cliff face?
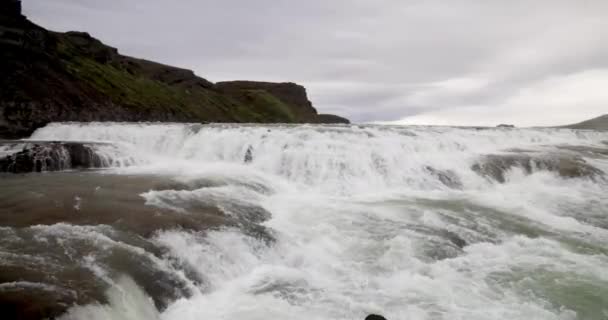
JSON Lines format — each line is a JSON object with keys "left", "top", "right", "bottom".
{"left": 215, "top": 81, "right": 317, "bottom": 121}
{"left": 0, "top": 5, "right": 348, "bottom": 138}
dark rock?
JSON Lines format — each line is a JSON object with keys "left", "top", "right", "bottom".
{"left": 315, "top": 113, "right": 350, "bottom": 124}
{"left": 556, "top": 157, "right": 603, "bottom": 178}
{"left": 0, "top": 141, "right": 106, "bottom": 173}
{"left": 557, "top": 145, "right": 608, "bottom": 158}
{"left": 0, "top": 286, "right": 78, "bottom": 320}
{"left": 497, "top": 124, "right": 515, "bottom": 128}
{"left": 244, "top": 146, "right": 253, "bottom": 163}
{"left": 472, "top": 153, "right": 605, "bottom": 183}
{"left": 424, "top": 166, "right": 462, "bottom": 188}
{"left": 215, "top": 81, "right": 317, "bottom": 116}
{"left": 215, "top": 81, "right": 350, "bottom": 124}
{"left": 0, "top": 172, "right": 277, "bottom": 320}
{"left": 441, "top": 230, "right": 467, "bottom": 249}
{"left": 366, "top": 315, "right": 387, "bottom": 320}
{"left": 0, "top": 0, "right": 22, "bottom": 20}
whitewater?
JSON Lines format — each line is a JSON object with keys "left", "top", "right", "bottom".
{"left": 4, "top": 122, "right": 608, "bottom": 320}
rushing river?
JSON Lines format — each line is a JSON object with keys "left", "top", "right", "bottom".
{"left": 2, "top": 123, "right": 608, "bottom": 320}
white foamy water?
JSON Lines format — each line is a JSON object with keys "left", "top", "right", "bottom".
{"left": 27, "top": 122, "right": 608, "bottom": 320}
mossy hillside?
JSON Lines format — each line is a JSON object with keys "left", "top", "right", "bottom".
{"left": 67, "top": 58, "right": 224, "bottom": 118}
{"left": 233, "top": 89, "right": 296, "bottom": 122}
{"left": 54, "top": 36, "right": 274, "bottom": 122}
{"left": 60, "top": 57, "right": 298, "bottom": 123}
{"left": 59, "top": 58, "right": 299, "bottom": 123}
{"left": 0, "top": 14, "right": 349, "bottom": 138}
{"left": 60, "top": 60, "right": 205, "bottom": 117}
{"left": 34, "top": 31, "right": 345, "bottom": 124}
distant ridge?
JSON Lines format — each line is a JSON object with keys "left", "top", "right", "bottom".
{"left": 560, "top": 114, "right": 608, "bottom": 130}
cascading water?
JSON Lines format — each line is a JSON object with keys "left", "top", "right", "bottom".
{"left": 3, "top": 122, "right": 608, "bottom": 320}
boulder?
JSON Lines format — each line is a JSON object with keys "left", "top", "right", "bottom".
{"left": 424, "top": 166, "right": 463, "bottom": 189}
{"left": 0, "top": 141, "right": 106, "bottom": 173}
{"left": 471, "top": 153, "right": 604, "bottom": 183}
{"left": 244, "top": 146, "right": 254, "bottom": 163}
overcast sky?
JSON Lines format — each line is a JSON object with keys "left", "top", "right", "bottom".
{"left": 25, "top": 0, "right": 607, "bottom": 126}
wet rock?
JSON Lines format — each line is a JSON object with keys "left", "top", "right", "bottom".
{"left": 556, "top": 157, "right": 604, "bottom": 178}
{"left": 0, "top": 224, "right": 191, "bottom": 319}
{"left": 405, "top": 225, "right": 466, "bottom": 261}
{"left": 424, "top": 166, "right": 462, "bottom": 188}
{"left": 557, "top": 145, "right": 608, "bottom": 158}
{"left": 366, "top": 314, "right": 387, "bottom": 320}
{"left": 472, "top": 153, "right": 604, "bottom": 183}
{"left": 244, "top": 146, "right": 253, "bottom": 163}
{"left": 441, "top": 229, "right": 468, "bottom": 249}
{"left": 0, "top": 172, "right": 278, "bottom": 319}
{"left": 0, "top": 285, "right": 78, "bottom": 320}
{"left": 0, "top": 141, "right": 106, "bottom": 173}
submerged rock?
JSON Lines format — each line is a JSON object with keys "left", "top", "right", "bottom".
{"left": 424, "top": 166, "right": 463, "bottom": 189}
{"left": 556, "top": 145, "right": 608, "bottom": 158}
{"left": 0, "top": 172, "right": 277, "bottom": 319}
{"left": 244, "top": 145, "right": 254, "bottom": 163}
{"left": 0, "top": 283, "right": 81, "bottom": 320}
{"left": 472, "top": 153, "right": 604, "bottom": 183}
{"left": 0, "top": 141, "right": 106, "bottom": 173}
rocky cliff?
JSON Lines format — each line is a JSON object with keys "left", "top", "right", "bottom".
{"left": 215, "top": 81, "right": 349, "bottom": 124}
{"left": 0, "top": 3, "right": 348, "bottom": 138}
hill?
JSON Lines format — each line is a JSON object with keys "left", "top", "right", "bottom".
{"left": 561, "top": 114, "right": 608, "bottom": 130}
{"left": 0, "top": 1, "right": 348, "bottom": 138}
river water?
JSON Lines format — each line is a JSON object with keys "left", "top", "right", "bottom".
{"left": 2, "top": 122, "right": 608, "bottom": 320}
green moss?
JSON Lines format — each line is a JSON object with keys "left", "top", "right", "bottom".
{"left": 62, "top": 57, "right": 229, "bottom": 120}
{"left": 233, "top": 90, "right": 296, "bottom": 122}
{"left": 52, "top": 34, "right": 303, "bottom": 123}
{"left": 70, "top": 58, "right": 181, "bottom": 108}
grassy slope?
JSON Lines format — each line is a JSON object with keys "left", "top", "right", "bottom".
{"left": 54, "top": 35, "right": 301, "bottom": 123}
